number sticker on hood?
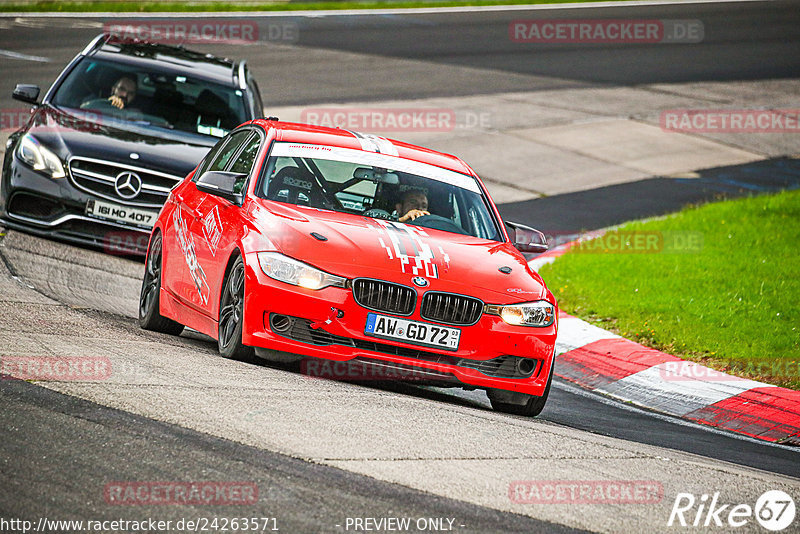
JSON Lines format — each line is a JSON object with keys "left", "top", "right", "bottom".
{"left": 369, "top": 220, "right": 448, "bottom": 279}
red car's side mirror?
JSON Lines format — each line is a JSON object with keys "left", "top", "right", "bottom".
{"left": 506, "top": 221, "right": 549, "bottom": 253}
{"left": 195, "top": 171, "right": 247, "bottom": 206}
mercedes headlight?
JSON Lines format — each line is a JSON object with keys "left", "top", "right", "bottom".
{"left": 257, "top": 252, "right": 347, "bottom": 290}
{"left": 17, "top": 134, "right": 65, "bottom": 179}
{"left": 485, "top": 300, "right": 555, "bottom": 327}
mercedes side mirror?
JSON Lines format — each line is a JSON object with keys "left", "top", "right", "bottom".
{"left": 12, "top": 84, "right": 41, "bottom": 105}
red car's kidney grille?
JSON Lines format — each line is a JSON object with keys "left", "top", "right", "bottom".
{"left": 352, "top": 278, "right": 416, "bottom": 316}
{"left": 420, "top": 292, "right": 483, "bottom": 326}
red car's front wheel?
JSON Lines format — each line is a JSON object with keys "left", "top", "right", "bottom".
{"left": 488, "top": 359, "right": 553, "bottom": 417}
{"left": 218, "top": 255, "right": 255, "bottom": 361}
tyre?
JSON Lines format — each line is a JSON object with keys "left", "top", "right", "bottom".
{"left": 218, "top": 255, "right": 255, "bottom": 361}
{"left": 488, "top": 361, "right": 553, "bottom": 417}
{"left": 139, "top": 232, "right": 184, "bottom": 335}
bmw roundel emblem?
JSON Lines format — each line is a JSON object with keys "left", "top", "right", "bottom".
{"left": 412, "top": 276, "right": 429, "bottom": 288}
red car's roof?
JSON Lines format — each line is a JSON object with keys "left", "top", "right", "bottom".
{"left": 248, "top": 119, "right": 475, "bottom": 176}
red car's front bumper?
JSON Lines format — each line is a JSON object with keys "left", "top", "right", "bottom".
{"left": 240, "top": 252, "right": 557, "bottom": 397}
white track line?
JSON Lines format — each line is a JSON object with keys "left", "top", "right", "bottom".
{"left": 0, "top": 49, "right": 50, "bottom": 62}
{"left": 0, "top": 0, "right": 769, "bottom": 18}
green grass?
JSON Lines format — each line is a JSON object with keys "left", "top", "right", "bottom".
{"left": 0, "top": 0, "right": 629, "bottom": 13}
{"left": 539, "top": 190, "right": 800, "bottom": 390}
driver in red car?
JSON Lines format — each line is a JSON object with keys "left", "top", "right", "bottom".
{"left": 395, "top": 188, "right": 430, "bottom": 222}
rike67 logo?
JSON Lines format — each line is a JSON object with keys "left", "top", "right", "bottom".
{"left": 668, "top": 490, "right": 795, "bottom": 531}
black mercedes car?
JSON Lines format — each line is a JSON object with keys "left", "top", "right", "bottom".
{"left": 1, "top": 34, "right": 264, "bottom": 255}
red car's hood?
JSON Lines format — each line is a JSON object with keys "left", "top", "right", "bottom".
{"left": 249, "top": 201, "right": 547, "bottom": 304}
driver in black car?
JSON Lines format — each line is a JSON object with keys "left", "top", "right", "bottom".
{"left": 81, "top": 75, "right": 138, "bottom": 110}
{"left": 394, "top": 188, "right": 430, "bottom": 222}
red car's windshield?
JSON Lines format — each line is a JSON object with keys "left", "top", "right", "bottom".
{"left": 257, "top": 142, "right": 502, "bottom": 241}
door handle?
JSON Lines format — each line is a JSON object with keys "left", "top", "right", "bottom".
{"left": 173, "top": 194, "right": 201, "bottom": 219}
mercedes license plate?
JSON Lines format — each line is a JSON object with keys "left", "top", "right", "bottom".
{"left": 86, "top": 199, "right": 158, "bottom": 229}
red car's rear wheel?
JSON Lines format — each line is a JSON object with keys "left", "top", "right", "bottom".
{"left": 139, "top": 233, "right": 184, "bottom": 336}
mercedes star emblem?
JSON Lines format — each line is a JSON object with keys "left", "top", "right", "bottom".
{"left": 114, "top": 171, "right": 142, "bottom": 199}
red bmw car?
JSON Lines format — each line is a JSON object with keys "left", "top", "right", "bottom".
{"left": 139, "top": 119, "right": 558, "bottom": 416}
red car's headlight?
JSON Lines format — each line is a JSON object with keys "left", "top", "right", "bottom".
{"left": 257, "top": 252, "right": 347, "bottom": 290}
{"left": 485, "top": 300, "right": 555, "bottom": 327}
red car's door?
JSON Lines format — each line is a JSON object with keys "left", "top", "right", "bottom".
{"left": 182, "top": 129, "right": 264, "bottom": 318}
{"left": 171, "top": 186, "right": 215, "bottom": 314}
{"left": 160, "top": 181, "right": 202, "bottom": 309}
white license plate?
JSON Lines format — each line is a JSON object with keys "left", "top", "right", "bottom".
{"left": 365, "top": 313, "right": 460, "bottom": 351}
{"left": 86, "top": 199, "right": 158, "bottom": 229}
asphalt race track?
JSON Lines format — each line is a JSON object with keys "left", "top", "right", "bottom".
{"left": 2, "top": 1, "right": 800, "bottom": 105}
{"left": 1, "top": 2, "right": 799, "bottom": 533}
